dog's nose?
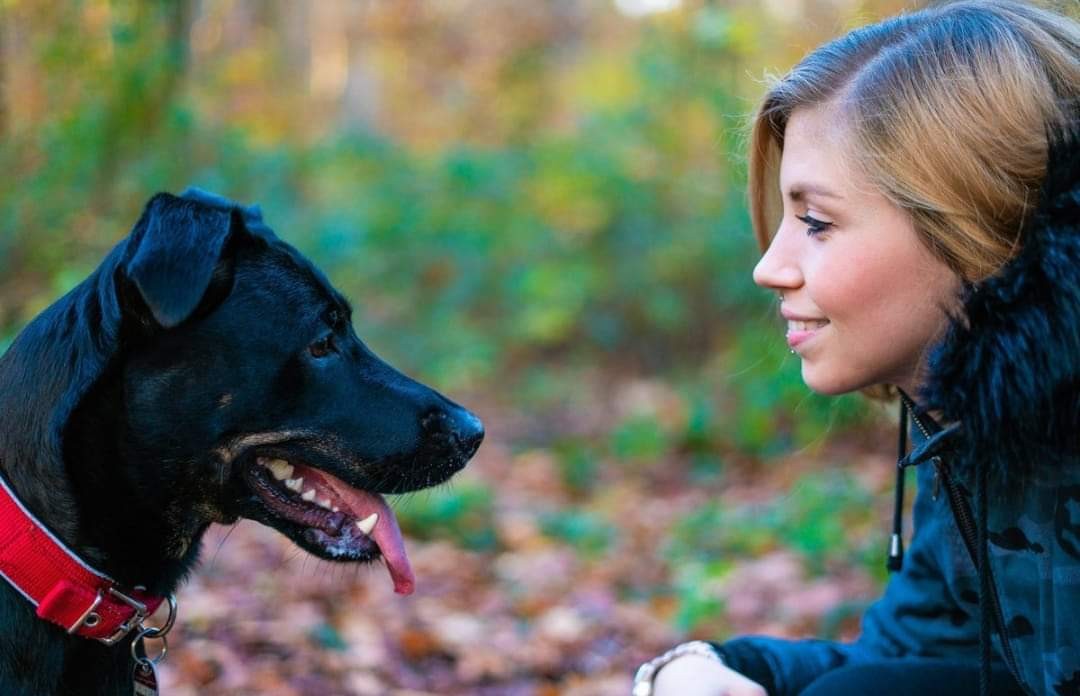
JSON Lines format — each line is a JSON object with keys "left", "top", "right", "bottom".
{"left": 454, "top": 409, "right": 485, "bottom": 459}
{"left": 420, "top": 404, "right": 485, "bottom": 460}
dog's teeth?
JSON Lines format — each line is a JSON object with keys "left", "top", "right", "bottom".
{"left": 285, "top": 477, "right": 303, "bottom": 492}
{"left": 301, "top": 489, "right": 316, "bottom": 502}
{"left": 267, "top": 459, "right": 294, "bottom": 481}
{"left": 356, "top": 513, "right": 378, "bottom": 535}
{"left": 316, "top": 498, "right": 332, "bottom": 510}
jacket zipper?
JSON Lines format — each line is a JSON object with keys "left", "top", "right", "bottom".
{"left": 906, "top": 408, "right": 1030, "bottom": 694}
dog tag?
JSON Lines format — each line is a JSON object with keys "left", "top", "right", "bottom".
{"left": 133, "top": 661, "right": 159, "bottom": 696}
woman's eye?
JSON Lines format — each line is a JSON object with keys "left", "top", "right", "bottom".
{"left": 309, "top": 335, "right": 335, "bottom": 358}
{"left": 795, "top": 213, "right": 834, "bottom": 236}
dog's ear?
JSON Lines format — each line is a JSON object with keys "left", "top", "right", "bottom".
{"left": 123, "top": 192, "right": 242, "bottom": 329}
{"left": 181, "top": 186, "right": 277, "bottom": 241}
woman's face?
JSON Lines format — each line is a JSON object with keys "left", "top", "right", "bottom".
{"left": 752, "top": 105, "right": 961, "bottom": 396}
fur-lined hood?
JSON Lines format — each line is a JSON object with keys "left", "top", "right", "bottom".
{"left": 909, "top": 122, "right": 1080, "bottom": 696}
{"left": 919, "top": 122, "right": 1080, "bottom": 480}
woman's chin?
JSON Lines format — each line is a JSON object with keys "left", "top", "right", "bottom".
{"left": 800, "top": 362, "right": 865, "bottom": 396}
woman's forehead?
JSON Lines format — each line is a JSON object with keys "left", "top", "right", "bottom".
{"left": 780, "top": 106, "right": 873, "bottom": 203}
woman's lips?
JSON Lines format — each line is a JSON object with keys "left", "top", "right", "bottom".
{"left": 786, "top": 320, "right": 830, "bottom": 349}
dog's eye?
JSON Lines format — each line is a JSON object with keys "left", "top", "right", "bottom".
{"left": 309, "top": 335, "right": 335, "bottom": 358}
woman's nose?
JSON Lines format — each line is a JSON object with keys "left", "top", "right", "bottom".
{"left": 752, "top": 228, "right": 802, "bottom": 291}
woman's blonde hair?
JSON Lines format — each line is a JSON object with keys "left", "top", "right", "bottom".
{"left": 749, "top": 0, "right": 1080, "bottom": 282}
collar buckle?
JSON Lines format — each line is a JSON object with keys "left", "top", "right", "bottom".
{"left": 102, "top": 587, "right": 149, "bottom": 646}
{"left": 67, "top": 586, "right": 150, "bottom": 645}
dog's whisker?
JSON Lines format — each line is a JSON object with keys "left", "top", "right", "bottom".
{"left": 207, "top": 524, "right": 240, "bottom": 572}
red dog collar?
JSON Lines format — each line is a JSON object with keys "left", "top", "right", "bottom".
{"left": 0, "top": 473, "right": 165, "bottom": 645}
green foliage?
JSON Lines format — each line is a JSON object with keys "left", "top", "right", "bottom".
{"left": 611, "top": 415, "right": 672, "bottom": 463}
{"left": 0, "top": 0, "right": 775, "bottom": 398}
{"left": 667, "top": 470, "right": 880, "bottom": 573}
{"left": 393, "top": 483, "right": 498, "bottom": 552}
{"left": 553, "top": 439, "right": 601, "bottom": 497}
{"left": 662, "top": 469, "right": 884, "bottom": 631}
{"left": 670, "top": 559, "right": 731, "bottom": 633}
{"left": 538, "top": 509, "right": 618, "bottom": 557}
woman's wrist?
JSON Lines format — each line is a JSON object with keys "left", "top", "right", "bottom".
{"left": 633, "top": 640, "right": 726, "bottom": 696}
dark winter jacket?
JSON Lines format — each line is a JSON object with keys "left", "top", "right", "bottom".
{"left": 713, "top": 125, "right": 1080, "bottom": 696}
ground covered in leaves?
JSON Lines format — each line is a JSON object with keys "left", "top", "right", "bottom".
{"left": 158, "top": 378, "right": 899, "bottom": 695}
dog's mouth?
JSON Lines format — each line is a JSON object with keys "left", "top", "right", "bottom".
{"left": 241, "top": 455, "right": 414, "bottom": 595}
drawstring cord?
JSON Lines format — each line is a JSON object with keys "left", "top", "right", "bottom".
{"left": 892, "top": 392, "right": 994, "bottom": 696}
{"left": 888, "top": 400, "right": 909, "bottom": 572}
{"left": 977, "top": 458, "right": 992, "bottom": 696}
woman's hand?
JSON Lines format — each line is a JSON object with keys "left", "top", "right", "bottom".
{"left": 650, "top": 654, "right": 768, "bottom": 696}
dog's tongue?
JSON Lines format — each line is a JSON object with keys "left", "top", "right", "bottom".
{"left": 316, "top": 473, "right": 415, "bottom": 595}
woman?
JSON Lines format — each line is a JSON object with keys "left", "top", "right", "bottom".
{"left": 632, "top": 1, "right": 1079, "bottom": 695}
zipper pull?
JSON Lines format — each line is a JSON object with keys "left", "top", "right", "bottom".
{"left": 931, "top": 461, "right": 942, "bottom": 501}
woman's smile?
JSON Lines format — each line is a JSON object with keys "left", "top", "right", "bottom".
{"left": 782, "top": 312, "right": 830, "bottom": 349}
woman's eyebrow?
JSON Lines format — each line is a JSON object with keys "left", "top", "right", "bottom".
{"left": 786, "top": 183, "right": 845, "bottom": 201}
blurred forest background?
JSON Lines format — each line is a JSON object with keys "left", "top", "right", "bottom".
{"left": 0, "top": 0, "right": 959, "bottom": 693}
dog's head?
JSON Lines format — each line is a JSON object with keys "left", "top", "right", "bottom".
{"left": 1, "top": 190, "right": 482, "bottom": 595}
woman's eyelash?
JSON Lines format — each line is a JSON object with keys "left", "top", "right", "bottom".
{"left": 795, "top": 213, "right": 834, "bottom": 235}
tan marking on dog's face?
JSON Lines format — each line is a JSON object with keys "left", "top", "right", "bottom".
{"left": 212, "top": 430, "right": 344, "bottom": 500}
{"left": 213, "top": 430, "right": 320, "bottom": 464}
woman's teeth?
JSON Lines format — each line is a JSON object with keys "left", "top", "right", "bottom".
{"left": 788, "top": 319, "right": 829, "bottom": 332}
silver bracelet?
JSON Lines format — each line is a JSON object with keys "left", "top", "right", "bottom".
{"left": 632, "top": 640, "right": 724, "bottom": 696}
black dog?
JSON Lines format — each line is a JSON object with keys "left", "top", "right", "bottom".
{"left": 0, "top": 189, "right": 483, "bottom": 695}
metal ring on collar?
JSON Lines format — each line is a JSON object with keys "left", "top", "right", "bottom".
{"left": 130, "top": 626, "right": 168, "bottom": 666}
{"left": 139, "top": 593, "right": 178, "bottom": 639}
